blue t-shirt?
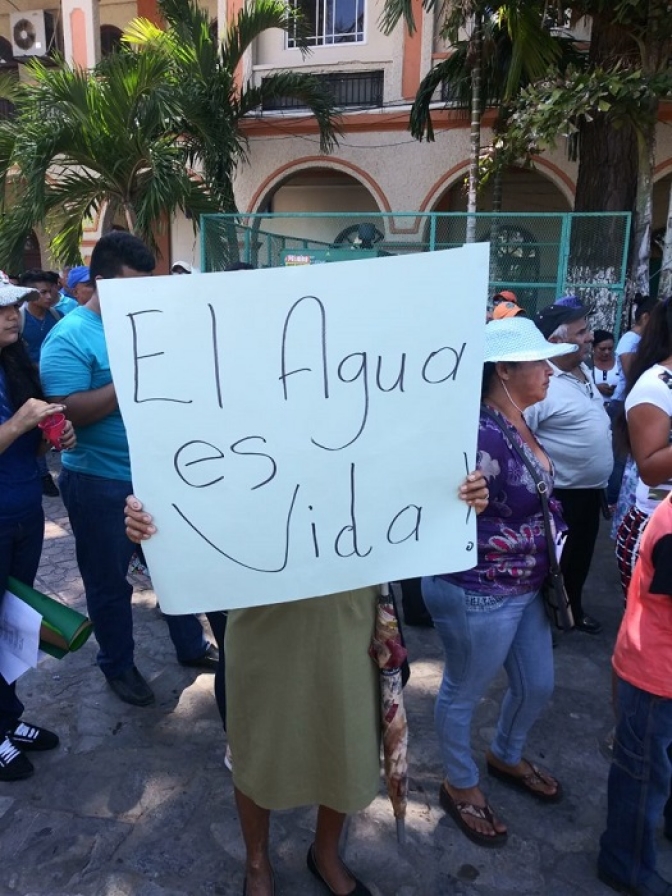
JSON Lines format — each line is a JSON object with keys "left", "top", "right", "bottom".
{"left": 40, "top": 306, "right": 131, "bottom": 480}
{"left": 22, "top": 308, "right": 61, "bottom": 363}
{"left": 0, "top": 367, "right": 42, "bottom": 524}
{"left": 55, "top": 294, "right": 78, "bottom": 316}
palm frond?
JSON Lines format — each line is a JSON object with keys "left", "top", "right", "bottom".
{"left": 224, "top": 0, "right": 306, "bottom": 73}
{"left": 239, "top": 71, "right": 341, "bottom": 152}
{"left": 379, "top": 0, "right": 441, "bottom": 36}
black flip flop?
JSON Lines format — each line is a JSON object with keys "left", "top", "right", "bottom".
{"left": 486, "top": 759, "right": 563, "bottom": 803}
{"left": 438, "top": 783, "right": 508, "bottom": 848}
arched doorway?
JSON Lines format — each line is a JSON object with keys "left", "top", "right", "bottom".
{"left": 100, "top": 24, "right": 123, "bottom": 56}
{"left": 22, "top": 231, "right": 42, "bottom": 272}
{"left": 427, "top": 166, "right": 573, "bottom": 311}
{"left": 0, "top": 37, "right": 17, "bottom": 122}
{"left": 256, "top": 167, "right": 382, "bottom": 246}
{"left": 434, "top": 165, "right": 571, "bottom": 214}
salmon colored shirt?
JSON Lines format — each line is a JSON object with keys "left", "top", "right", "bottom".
{"left": 613, "top": 493, "right": 672, "bottom": 699}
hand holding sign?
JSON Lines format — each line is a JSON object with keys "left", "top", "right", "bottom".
{"left": 102, "top": 246, "right": 488, "bottom": 612}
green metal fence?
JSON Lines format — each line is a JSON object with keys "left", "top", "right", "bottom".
{"left": 200, "top": 211, "right": 632, "bottom": 335}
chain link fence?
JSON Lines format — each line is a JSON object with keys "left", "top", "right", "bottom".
{"left": 201, "top": 212, "right": 631, "bottom": 334}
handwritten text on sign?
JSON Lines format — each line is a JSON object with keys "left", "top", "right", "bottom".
{"left": 101, "top": 245, "right": 487, "bottom": 612}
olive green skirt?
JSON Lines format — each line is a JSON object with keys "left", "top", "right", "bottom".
{"left": 225, "top": 586, "right": 380, "bottom": 813}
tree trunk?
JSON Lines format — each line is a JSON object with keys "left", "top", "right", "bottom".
{"left": 489, "top": 163, "right": 503, "bottom": 282}
{"left": 630, "top": 108, "right": 657, "bottom": 294}
{"left": 574, "top": 16, "right": 638, "bottom": 214}
{"left": 124, "top": 204, "right": 138, "bottom": 234}
{"left": 632, "top": 0, "right": 672, "bottom": 296}
{"left": 570, "top": 13, "right": 640, "bottom": 292}
{"left": 658, "top": 178, "right": 672, "bottom": 297}
{"left": 466, "top": 12, "right": 482, "bottom": 244}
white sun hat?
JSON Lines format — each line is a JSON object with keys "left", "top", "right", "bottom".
{"left": 0, "top": 270, "right": 38, "bottom": 307}
{"left": 484, "top": 317, "right": 577, "bottom": 363}
{"left": 170, "top": 260, "right": 193, "bottom": 274}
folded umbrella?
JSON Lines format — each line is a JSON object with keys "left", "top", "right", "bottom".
{"left": 369, "top": 583, "right": 409, "bottom": 844}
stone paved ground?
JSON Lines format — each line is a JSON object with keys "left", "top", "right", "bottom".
{"left": 0, "top": 455, "right": 665, "bottom": 895}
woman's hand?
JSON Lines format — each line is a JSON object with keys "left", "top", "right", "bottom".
{"left": 459, "top": 471, "right": 489, "bottom": 515}
{"left": 59, "top": 420, "right": 77, "bottom": 451}
{"left": 125, "top": 495, "right": 156, "bottom": 543}
{"left": 13, "top": 399, "right": 66, "bottom": 435}
{"left": 597, "top": 382, "right": 615, "bottom": 397}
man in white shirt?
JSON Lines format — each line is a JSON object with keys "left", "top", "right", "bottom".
{"left": 525, "top": 301, "right": 613, "bottom": 634}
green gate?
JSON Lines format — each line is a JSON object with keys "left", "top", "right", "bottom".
{"left": 200, "top": 211, "right": 631, "bottom": 335}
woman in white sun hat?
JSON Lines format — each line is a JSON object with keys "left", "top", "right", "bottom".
{"left": 422, "top": 316, "right": 577, "bottom": 848}
{"left": 0, "top": 272, "right": 76, "bottom": 781}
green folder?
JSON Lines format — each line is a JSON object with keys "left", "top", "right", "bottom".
{"left": 6, "top": 577, "right": 94, "bottom": 659}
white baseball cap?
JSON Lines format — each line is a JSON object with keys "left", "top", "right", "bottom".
{"left": 170, "top": 260, "right": 193, "bottom": 274}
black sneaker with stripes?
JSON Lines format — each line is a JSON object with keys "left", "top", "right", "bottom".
{"left": 0, "top": 737, "right": 33, "bottom": 781}
{"left": 7, "top": 721, "right": 59, "bottom": 752}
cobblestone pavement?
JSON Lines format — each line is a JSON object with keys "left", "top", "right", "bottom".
{"left": 0, "top": 456, "right": 664, "bottom": 895}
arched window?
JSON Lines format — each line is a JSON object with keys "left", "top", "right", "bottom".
{"left": 0, "top": 37, "right": 15, "bottom": 67}
{"left": 0, "top": 38, "right": 17, "bottom": 121}
{"left": 100, "top": 25, "right": 123, "bottom": 57}
{"left": 23, "top": 231, "right": 42, "bottom": 271}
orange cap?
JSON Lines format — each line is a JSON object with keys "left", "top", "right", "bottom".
{"left": 492, "top": 301, "right": 525, "bottom": 320}
{"left": 493, "top": 289, "right": 519, "bottom": 304}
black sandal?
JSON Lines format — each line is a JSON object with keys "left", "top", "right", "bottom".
{"left": 439, "top": 783, "right": 507, "bottom": 848}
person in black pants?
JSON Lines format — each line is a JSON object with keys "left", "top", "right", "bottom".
{"left": 398, "top": 577, "right": 433, "bottom": 627}
{"left": 552, "top": 488, "right": 603, "bottom": 630}
{"left": 525, "top": 299, "right": 614, "bottom": 635}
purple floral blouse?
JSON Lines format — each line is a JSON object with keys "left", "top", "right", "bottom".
{"left": 443, "top": 407, "right": 565, "bottom": 596}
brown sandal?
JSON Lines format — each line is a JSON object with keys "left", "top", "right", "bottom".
{"left": 486, "top": 758, "right": 562, "bottom": 803}
{"left": 439, "top": 783, "right": 508, "bottom": 848}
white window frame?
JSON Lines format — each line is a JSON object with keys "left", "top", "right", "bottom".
{"left": 287, "top": 0, "right": 366, "bottom": 48}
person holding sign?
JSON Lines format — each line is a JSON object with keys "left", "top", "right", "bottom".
{"left": 0, "top": 273, "right": 76, "bottom": 781}
{"left": 124, "top": 471, "right": 488, "bottom": 896}
{"left": 422, "top": 317, "right": 575, "bottom": 848}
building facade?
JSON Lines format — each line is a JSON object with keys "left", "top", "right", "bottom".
{"left": 2, "top": 0, "right": 672, "bottom": 273}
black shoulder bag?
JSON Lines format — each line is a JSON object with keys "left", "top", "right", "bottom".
{"left": 480, "top": 407, "right": 575, "bottom": 632}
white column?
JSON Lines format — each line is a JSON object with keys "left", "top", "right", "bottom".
{"left": 61, "top": 0, "right": 100, "bottom": 69}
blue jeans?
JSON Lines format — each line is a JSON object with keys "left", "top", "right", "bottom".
{"left": 0, "top": 507, "right": 45, "bottom": 731}
{"left": 599, "top": 679, "right": 672, "bottom": 891}
{"left": 422, "top": 576, "right": 554, "bottom": 788}
{"left": 60, "top": 470, "right": 207, "bottom": 678}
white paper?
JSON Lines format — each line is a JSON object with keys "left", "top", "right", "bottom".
{"left": 101, "top": 245, "right": 488, "bottom": 612}
{"left": 0, "top": 591, "right": 42, "bottom": 684}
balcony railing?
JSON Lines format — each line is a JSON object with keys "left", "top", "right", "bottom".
{"left": 261, "top": 70, "right": 384, "bottom": 111}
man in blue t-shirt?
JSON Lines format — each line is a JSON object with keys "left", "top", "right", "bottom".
{"left": 40, "top": 233, "right": 218, "bottom": 706}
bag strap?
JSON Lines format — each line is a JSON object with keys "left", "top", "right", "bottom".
{"left": 480, "top": 406, "right": 560, "bottom": 574}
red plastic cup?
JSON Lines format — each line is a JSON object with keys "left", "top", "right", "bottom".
{"left": 38, "top": 412, "right": 67, "bottom": 449}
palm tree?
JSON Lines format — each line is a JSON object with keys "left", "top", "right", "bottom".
{"left": 380, "top": 0, "right": 563, "bottom": 241}
{"left": 124, "top": 0, "right": 341, "bottom": 218}
{"left": 0, "top": 49, "right": 217, "bottom": 269}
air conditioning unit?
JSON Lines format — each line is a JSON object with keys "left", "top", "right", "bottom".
{"left": 10, "top": 10, "right": 55, "bottom": 59}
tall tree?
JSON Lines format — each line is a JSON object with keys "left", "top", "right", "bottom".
{"left": 572, "top": 13, "right": 639, "bottom": 214}
{"left": 0, "top": 50, "right": 217, "bottom": 268}
{"left": 380, "top": 0, "right": 563, "bottom": 235}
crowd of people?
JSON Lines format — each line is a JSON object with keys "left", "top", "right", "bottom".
{"left": 1, "top": 239, "right": 671, "bottom": 896}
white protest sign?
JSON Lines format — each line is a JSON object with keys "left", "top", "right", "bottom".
{"left": 101, "top": 244, "right": 488, "bottom": 612}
